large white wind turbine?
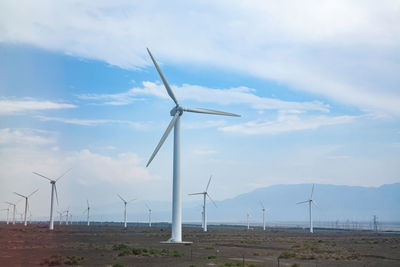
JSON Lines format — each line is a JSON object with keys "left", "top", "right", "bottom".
{"left": 117, "top": 194, "right": 135, "bottom": 228}
{"left": 5, "top": 201, "right": 17, "bottom": 225}
{"left": 145, "top": 204, "right": 152, "bottom": 228}
{"left": 1, "top": 207, "right": 10, "bottom": 225}
{"left": 33, "top": 169, "right": 71, "bottom": 230}
{"left": 297, "top": 184, "right": 319, "bottom": 233}
{"left": 145, "top": 48, "right": 240, "bottom": 243}
{"left": 13, "top": 189, "right": 39, "bottom": 226}
{"left": 189, "top": 175, "right": 217, "bottom": 232}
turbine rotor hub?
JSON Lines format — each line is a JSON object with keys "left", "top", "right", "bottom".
{"left": 170, "top": 106, "right": 183, "bottom": 116}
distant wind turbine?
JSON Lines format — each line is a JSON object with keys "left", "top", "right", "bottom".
{"left": 57, "top": 211, "right": 63, "bottom": 225}
{"left": 145, "top": 48, "right": 240, "bottom": 242}
{"left": 117, "top": 194, "right": 136, "bottom": 228}
{"left": 297, "top": 184, "right": 319, "bottom": 233}
{"left": 84, "top": 199, "right": 91, "bottom": 226}
{"left": 247, "top": 213, "right": 250, "bottom": 230}
{"left": 260, "top": 201, "right": 270, "bottom": 231}
{"left": 13, "top": 189, "right": 39, "bottom": 226}
{"left": 5, "top": 201, "right": 17, "bottom": 225}
{"left": 145, "top": 204, "right": 152, "bottom": 228}
{"left": 64, "top": 208, "right": 70, "bottom": 225}
{"left": 189, "top": 175, "right": 217, "bottom": 232}
{"left": 1, "top": 207, "right": 10, "bottom": 225}
{"left": 33, "top": 168, "right": 71, "bottom": 230}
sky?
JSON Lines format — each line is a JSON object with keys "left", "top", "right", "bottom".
{"left": 0, "top": 0, "right": 399, "bottom": 221}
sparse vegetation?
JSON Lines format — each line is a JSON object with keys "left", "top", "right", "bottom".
{"left": 291, "top": 263, "right": 300, "bottom": 267}
{"left": 279, "top": 250, "right": 296, "bottom": 259}
{"left": 64, "top": 255, "right": 84, "bottom": 265}
{"left": 112, "top": 264, "right": 124, "bottom": 267}
{"left": 40, "top": 255, "right": 64, "bottom": 266}
{"left": 208, "top": 255, "right": 217, "bottom": 259}
{"left": 112, "top": 243, "right": 183, "bottom": 258}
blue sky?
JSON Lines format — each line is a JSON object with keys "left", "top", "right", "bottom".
{"left": 0, "top": 0, "right": 399, "bottom": 220}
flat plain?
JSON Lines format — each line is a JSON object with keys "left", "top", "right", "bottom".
{"left": 0, "top": 223, "right": 399, "bottom": 266}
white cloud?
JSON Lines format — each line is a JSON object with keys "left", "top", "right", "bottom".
{"left": 219, "top": 114, "right": 357, "bottom": 135}
{"left": 78, "top": 81, "right": 329, "bottom": 112}
{"left": 0, "top": 128, "right": 56, "bottom": 145}
{"left": 35, "top": 115, "right": 146, "bottom": 129}
{"left": 0, "top": 98, "right": 76, "bottom": 115}
{"left": 1, "top": 0, "right": 399, "bottom": 115}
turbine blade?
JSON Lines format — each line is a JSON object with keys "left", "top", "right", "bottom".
{"left": 188, "top": 193, "right": 203, "bottom": 196}
{"left": 183, "top": 107, "right": 240, "bottom": 117}
{"left": 311, "top": 184, "right": 314, "bottom": 199}
{"left": 13, "top": 192, "right": 26, "bottom": 198}
{"left": 54, "top": 184, "right": 59, "bottom": 206}
{"left": 312, "top": 200, "right": 320, "bottom": 208}
{"left": 117, "top": 194, "right": 126, "bottom": 203}
{"left": 56, "top": 168, "right": 72, "bottom": 181}
{"left": 296, "top": 200, "right": 309, "bottom": 204}
{"left": 206, "top": 193, "right": 217, "bottom": 207}
{"left": 146, "top": 112, "right": 180, "bottom": 167}
{"left": 5, "top": 201, "right": 14, "bottom": 205}
{"left": 259, "top": 201, "right": 265, "bottom": 209}
{"left": 87, "top": 199, "right": 89, "bottom": 208}
{"left": 146, "top": 48, "right": 179, "bottom": 106}
{"left": 32, "top": 172, "right": 53, "bottom": 182}
{"left": 128, "top": 198, "right": 136, "bottom": 203}
{"left": 145, "top": 203, "right": 150, "bottom": 210}
{"left": 205, "top": 175, "right": 212, "bottom": 192}
{"left": 28, "top": 189, "right": 39, "bottom": 198}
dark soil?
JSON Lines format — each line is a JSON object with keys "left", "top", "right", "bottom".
{"left": 0, "top": 223, "right": 399, "bottom": 266}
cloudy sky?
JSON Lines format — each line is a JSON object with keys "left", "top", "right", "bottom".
{"left": 0, "top": 0, "right": 399, "bottom": 220}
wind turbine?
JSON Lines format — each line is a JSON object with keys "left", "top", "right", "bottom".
{"left": 5, "top": 201, "right": 17, "bottom": 225}
{"left": 57, "top": 211, "right": 63, "bottom": 225}
{"left": 33, "top": 169, "right": 71, "bottom": 230}
{"left": 145, "top": 48, "right": 240, "bottom": 243}
{"left": 13, "top": 189, "right": 39, "bottom": 226}
{"left": 297, "top": 184, "right": 319, "bottom": 233}
{"left": 260, "top": 202, "right": 270, "bottom": 231}
{"left": 1, "top": 207, "right": 10, "bottom": 224}
{"left": 117, "top": 194, "right": 136, "bottom": 228}
{"left": 145, "top": 204, "right": 152, "bottom": 228}
{"left": 247, "top": 213, "right": 250, "bottom": 230}
{"left": 65, "top": 208, "right": 70, "bottom": 225}
{"left": 84, "top": 199, "right": 91, "bottom": 226}
{"left": 189, "top": 175, "right": 217, "bottom": 232}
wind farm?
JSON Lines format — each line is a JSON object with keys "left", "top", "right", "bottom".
{"left": 1, "top": 1, "right": 400, "bottom": 265}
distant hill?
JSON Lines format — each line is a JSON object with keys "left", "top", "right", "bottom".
{"left": 184, "top": 183, "right": 400, "bottom": 223}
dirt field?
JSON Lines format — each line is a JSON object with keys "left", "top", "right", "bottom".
{"left": 0, "top": 223, "right": 399, "bottom": 266}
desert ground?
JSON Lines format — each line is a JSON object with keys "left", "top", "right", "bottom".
{"left": 0, "top": 223, "right": 399, "bottom": 267}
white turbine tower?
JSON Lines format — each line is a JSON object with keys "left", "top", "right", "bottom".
{"left": 260, "top": 202, "right": 270, "bottom": 231}
{"left": 13, "top": 189, "right": 39, "bottom": 226}
{"left": 117, "top": 194, "right": 135, "bottom": 228}
{"left": 5, "top": 201, "right": 17, "bottom": 225}
{"left": 33, "top": 169, "right": 71, "bottom": 230}
{"left": 297, "top": 184, "right": 319, "bottom": 233}
{"left": 247, "top": 213, "right": 250, "bottom": 230}
{"left": 145, "top": 48, "right": 240, "bottom": 243}
{"left": 189, "top": 175, "right": 217, "bottom": 232}
{"left": 145, "top": 204, "right": 152, "bottom": 228}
